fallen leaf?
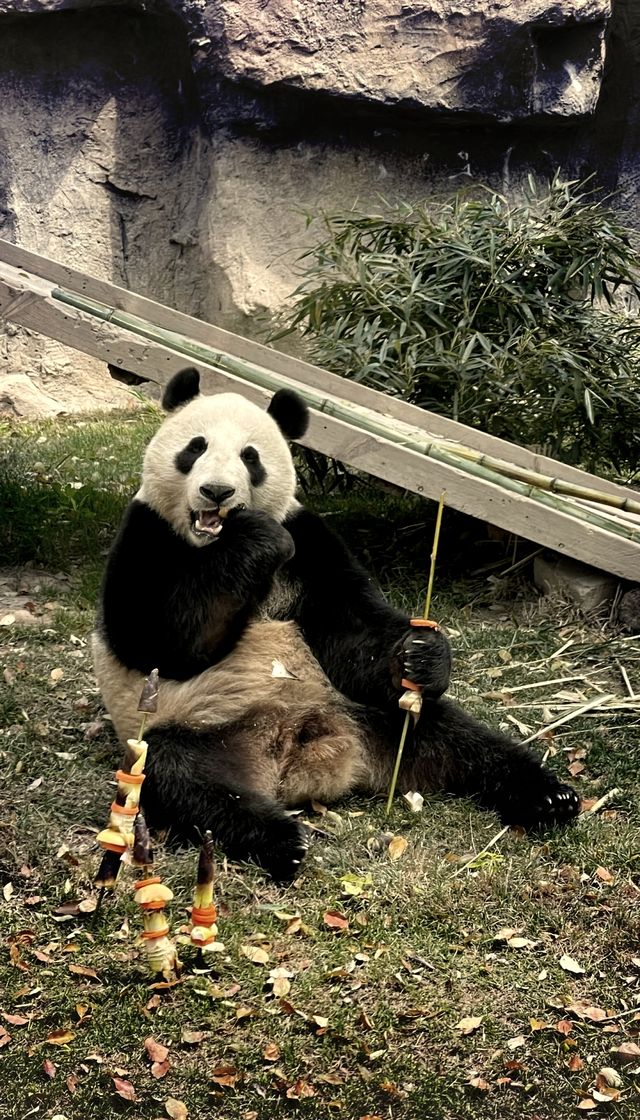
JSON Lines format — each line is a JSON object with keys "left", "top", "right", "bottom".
{"left": 566, "top": 1054, "right": 584, "bottom": 1071}
{"left": 68, "top": 964, "right": 100, "bottom": 980}
{"left": 46, "top": 1029, "right": 75, "bottom": 1046}
{"left": 323, "top": 910, "right": 349, "bottom": 931}
{"left": 593, "top": 1088, "right": 620, "bottom": 1102}
{"left": 494, "top": 927, "right": 519, "bottom": 941}
{"left": 180, "top": 1030, "right": 204, "bottom": 1045}
{"left": 577, "top": 1100, "right": 597, "bottom": 1111}
{"left": 567, "top": 761, "right": 585, "bottom": 778}
{"left": 615, "top": 1041, "right": 640, "bottom": 1061}
{"left": 235, "top": 1006, "right": 256, "bottom": 1021}
{"left": 240, "top": 945, "right": 269, "bottom": 965}
{"left": 456, "top": 1016, "right": 483, "bottom": 1035}
{"left": 566, "top": 1001, "right": 607, "bottom": 1022}
{"left": 0, "top": 1027, "right": 12, "bottom": 1048}
{"left": 42, "top": 1058, "right": 57, "bottom": 1079}
{"left": 506, "top": 1035, "right": 525, "bottom": 1050}
{"left": 597, "top": 1067, "right": 623, "bottom": 1088}
{"left": 112, "top": 1077, "right": 137, "bottom": 1101}
{"left": 165, "top": 1098, "right": 188, "bottom": 1120}
{"left": 529, "top": 1018, "right": 550, "bottom": 1032}
{"left": 3, "top": 882, "right": 14, "bottom": 901}
{"left": 468, "top": 1076, "right": 491, "bottom": 1091}
{"left": 2, "top": 1013, "right": 28, "bottom": 1026}
{"left": 50, "top": 668, "right": 64, "bottom": 682}
{"left": 595, "top": 867, "right": 614, "bottom": 883}
{"left": 387, "top": 836, "right": 408, "bottom": 861}
{"left": 211, "top": 1064, "right": 239, "bottom": 1088}
{"left": 507, "top": 937, "right": 536, "bottom": 949}
{"left": 556, "top": 1020, "right": 574, "bottom": 1035}
{"left": 145, "top": 1037, "right": 170, "bottom": 1064}
{"left": 311, "top": 1015, "right": 330, "bottom": 1029}
{"left": 152, "top": 1061, "right": 171, "bottom": 1079}
{"left": 560, "top": 954, "right": 586, "bottom": 975}
{"left": 263, "top": 1042, "right": 280, "bottom": 1062}
{"left": 286, "top": 1078, "right": 315, "bottom": 1099}
{"left": 339, "top": 873, "right": 372, "bottom": 897}
{"left": 268, "top": 966, "right": 293, "bottom": 997}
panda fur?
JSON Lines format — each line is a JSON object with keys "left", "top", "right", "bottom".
{"left": 93, "top": 368, "right": 580, "bottom": 882}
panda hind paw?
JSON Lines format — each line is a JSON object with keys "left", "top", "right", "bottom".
{"left": 501, "top": 775, "right": 581, "bottom": 832}
{"left": 260, "top": 815, "right": 309, "bottom": 884}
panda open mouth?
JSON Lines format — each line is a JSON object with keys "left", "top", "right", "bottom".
{"left": 190, "top": 508, "right": 225, "bottom": 539}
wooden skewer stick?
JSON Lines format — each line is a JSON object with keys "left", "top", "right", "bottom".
{"left": 385, "top": 492, "right": 446, "bottom": 816}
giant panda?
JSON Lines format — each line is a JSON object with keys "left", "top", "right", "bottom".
{"left": 93, "top": 367, "right": 580, "bottom": 882}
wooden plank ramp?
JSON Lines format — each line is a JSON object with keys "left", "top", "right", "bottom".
{"left": 0, "top": 237, "right": 638, "bottom": 582}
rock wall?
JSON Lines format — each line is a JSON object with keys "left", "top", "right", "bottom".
{"left": 1, "top": 0, "right": 639, "bottom": 414}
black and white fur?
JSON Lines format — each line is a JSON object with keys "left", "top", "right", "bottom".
{"left": 93, "top": 368, "right": 580, "bottom": 882}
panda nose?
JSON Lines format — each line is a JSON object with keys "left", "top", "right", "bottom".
{"left": 199, "top": 483, "right": 236, "bottom": 507}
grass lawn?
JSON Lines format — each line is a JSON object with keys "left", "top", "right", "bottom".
{"left": 1, "top": 410, "right": 639, "bottom": 1120}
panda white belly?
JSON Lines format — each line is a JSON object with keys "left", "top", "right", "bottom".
{"left": 92, "top": 619, "right": 372, "bottom": 805}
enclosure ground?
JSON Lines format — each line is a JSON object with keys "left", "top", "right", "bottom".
{"left": 0, "top": 412, "right": 639, "bottom": 1120}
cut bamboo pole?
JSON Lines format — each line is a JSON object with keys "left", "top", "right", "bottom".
{"left": 385, "top": 491, "right": 446, "bottom": 816}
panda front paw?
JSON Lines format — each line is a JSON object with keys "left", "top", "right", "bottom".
{"left": 395, "top": 626, "right": 452, "bottom": 698}
{"left": 258, "top": 814, "right": 309, "bottom": 884}
{"left": 499, "top": 772, "right": 581, "bottom": 831}
{"left": 227, "top": 508, "right": 295, "bottom": 568}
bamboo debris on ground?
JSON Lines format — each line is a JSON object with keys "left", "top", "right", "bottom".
{"left": 450, "top": 826, "right": 510, "bottom": 878}
{"left": 53, "top": 287, "right": 640, "bottom": 546}
{"left": 519, "top": 693, "right": 617, "bottom": 744}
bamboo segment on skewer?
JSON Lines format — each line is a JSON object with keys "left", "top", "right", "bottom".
{"left": 181, "top": 831, "right": 224, "bottom": 960}
{"left": 94, "top": 670, "right": 159, "bottom": 894}
{"left": 53, "top": 287, "right": 640, "bottom": 543}
{"left": 95, "top": 737, "right": 148, "bottom": 889}
{"left": 132, "top": 811, "right": 180, "bottom": 980}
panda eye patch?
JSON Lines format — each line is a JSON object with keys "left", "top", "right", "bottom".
{"left": 240, "top": 445, "right": 266, "bottom": 487}
{"left": 175, "top": 436, "right": 207, "bottom": 475}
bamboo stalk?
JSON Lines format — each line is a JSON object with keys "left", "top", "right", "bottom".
{"left": 385, "top": 491, "right": 446, "bottom": 816}
{"left": 445, "top": 444, "right": 640, "bottom": 516}
{"left": 52, "top": 288, "right": 640, "bottom": 545}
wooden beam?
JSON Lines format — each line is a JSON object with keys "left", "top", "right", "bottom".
{"left": 0, "top": 236, "right": 636, "bottom": 505}
{"left": 1, "top": 259, "right": 638, "bottom": 581}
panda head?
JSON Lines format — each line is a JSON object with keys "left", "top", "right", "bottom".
{"left": 139, "top": 368, "right": 309, "bottom": 546}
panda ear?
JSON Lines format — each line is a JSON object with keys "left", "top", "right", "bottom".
{"left": 162, "top": 368, "right": 201, "bottom": 412}
{"left": 267, "top": 389, "right": 309, "bottom": 440}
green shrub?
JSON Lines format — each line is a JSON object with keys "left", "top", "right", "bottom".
{"left": 276, "top": 175, "right": 640, "bottom": 475}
